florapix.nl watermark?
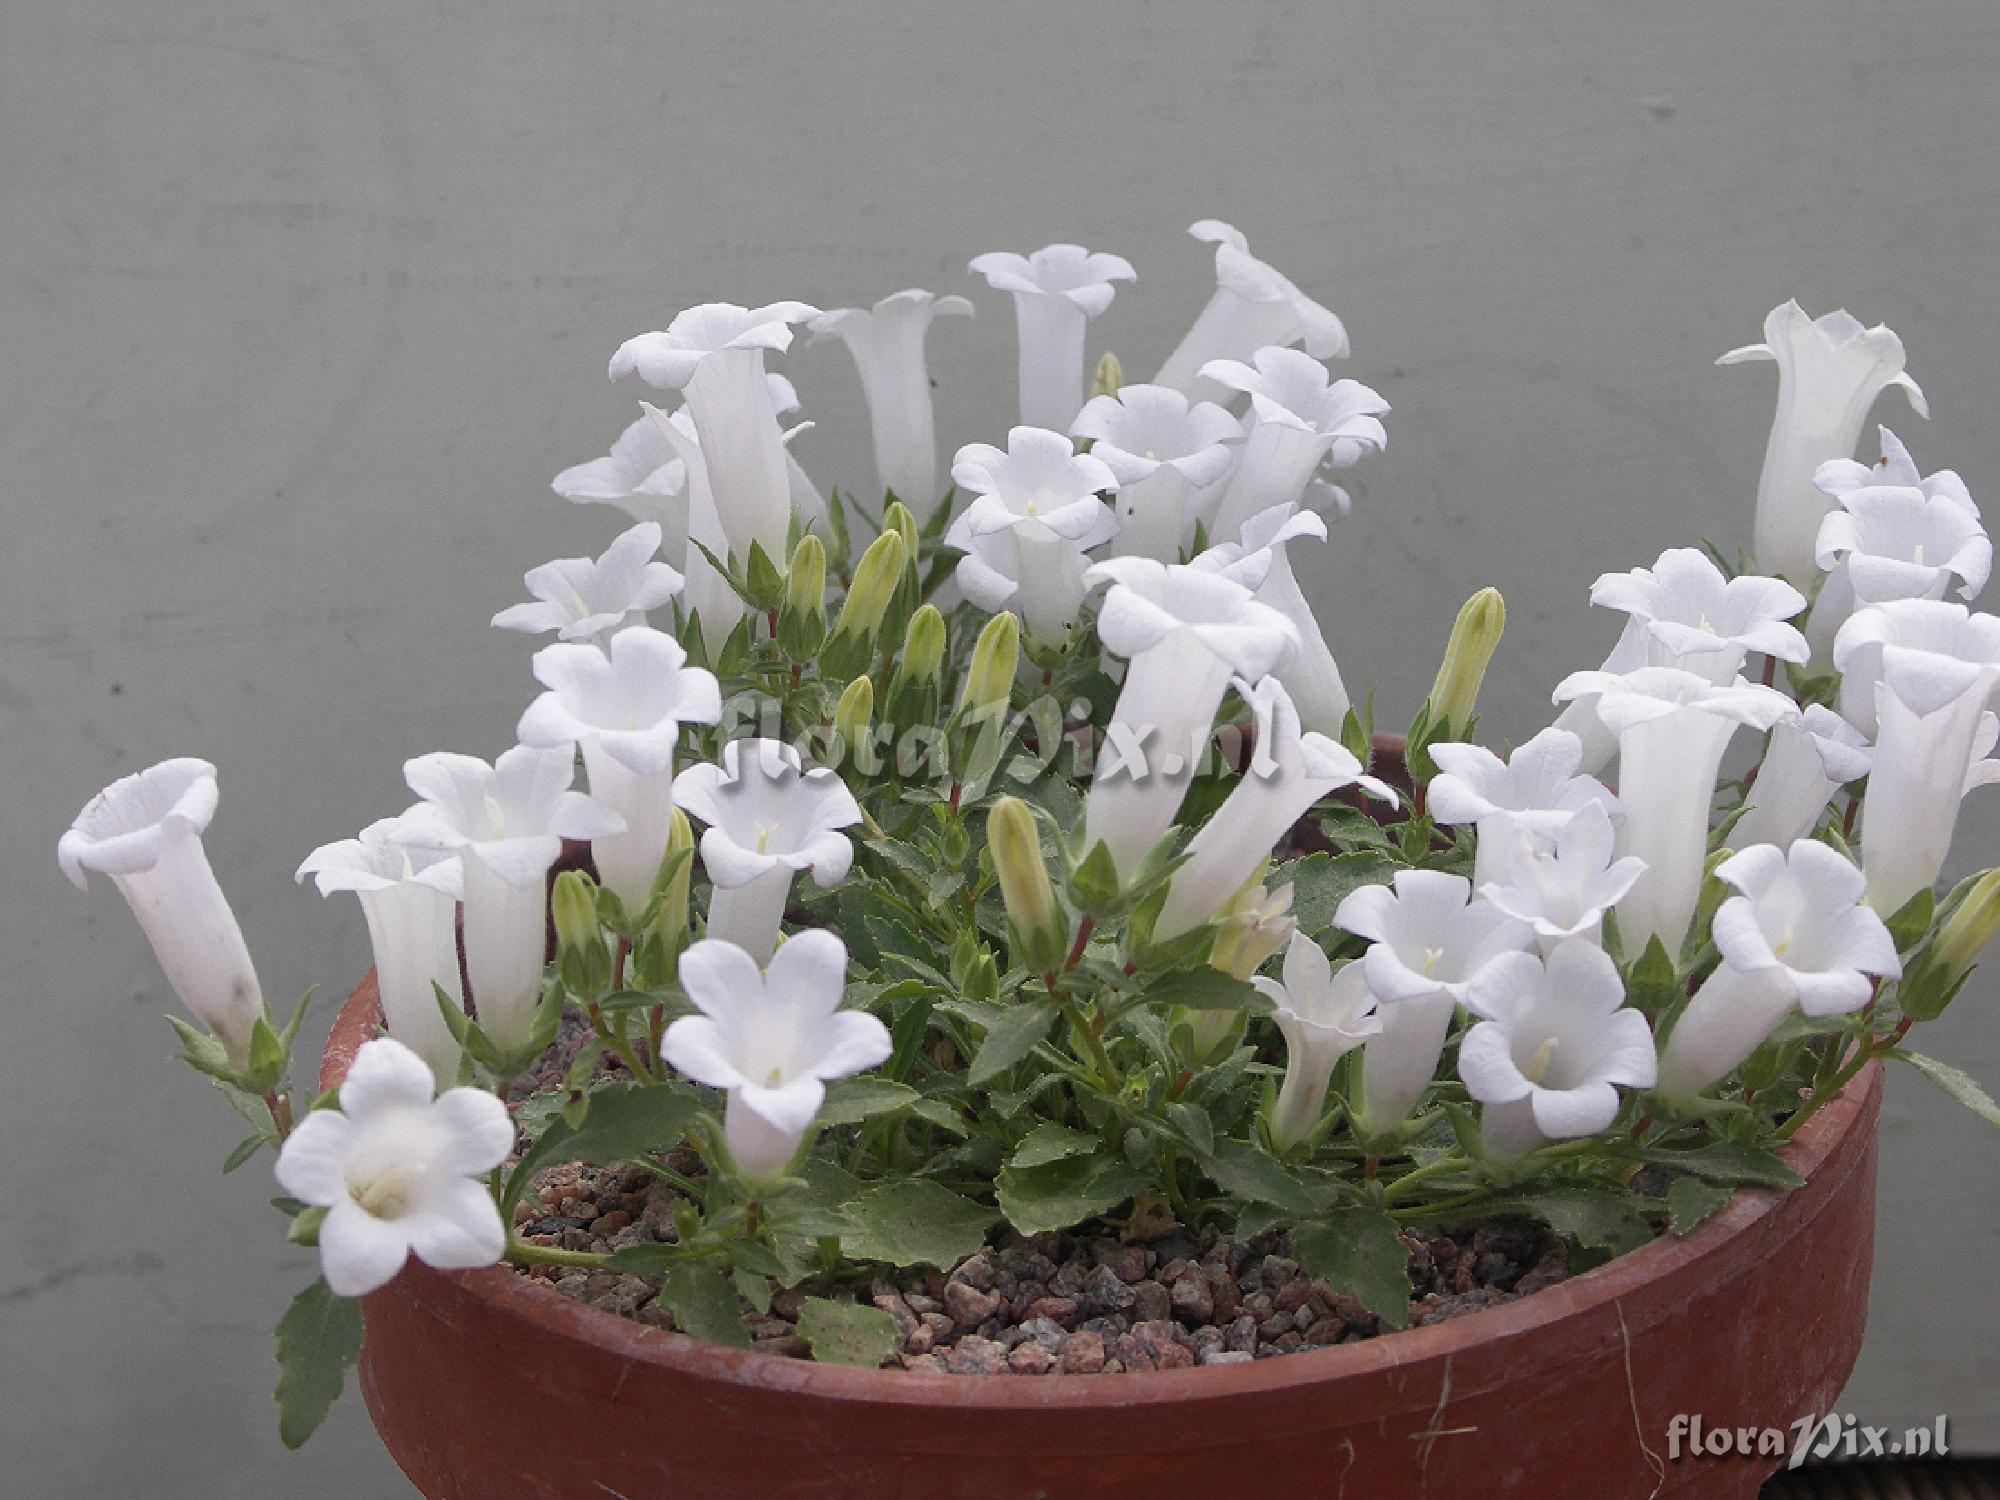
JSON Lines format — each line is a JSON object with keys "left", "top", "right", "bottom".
{"left": 1666, "top": 1412, "right": 1950, "bottom": 1469}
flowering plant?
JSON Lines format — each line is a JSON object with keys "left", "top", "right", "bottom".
{"left": 62, "top": 224, "right": 2000, "bottom": 1442}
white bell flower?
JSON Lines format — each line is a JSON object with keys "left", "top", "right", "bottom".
{"left": 1153, "top": 221, "right": 1349, "bottom": 404}
{"left": 1080, "top": 559, "right": 1298, "bottom": 881}
{"left": 1656, "top": 840, "right": 1899, "bottom": 1103}
{"left": 1717, "top": 299, "right": 1927, "bottom": 584}
{"left": 1252, "top": 934, "right": 1382, "bottom": 1154}
{"left": 969, "top": 243, "right": 1135, "bottom": 432}
{"left": 516, "top": 627, "right": 723, "bottom": 913}
{"left": 1458, "top": 940, "right": 1657, "bottom": 1158}
{"left": 60, "top": 758, "right": 265, "bottom": 1066}
{"left": 274, "top": 1036, "right": 513, "bottom": 1296}
{"left": 1153, "top": 676, "right": 1394, "bottom": 943}
{"left": 672, "top": 740, "right": 863, "bottom": 965}
{"left": 551, "top": 412, "right": 689, "bottom": 561}
{"left": 1071, "top": 383, "right": 1239, "bottom": 563}
{"left": 1477, "top": 802, "right": 1646, "bottom": 947}
{"left": 1727, "top": 705, "right": 1871, "bottom": 852}
{"left": 811, "top": 289, "right": 973, "bottom": 520}
{"left": 490, "top": 521, "right": 684, "bottom": 645}
{"left": 392, "top": 746, "right": 624, "bottom": 1054}
{"left": 297, "top": 821, "right": 467, "bottom": 1085}
{"left": 662, "top": 930, "right": 891, "bottom": 1188}
{"left": 1807, "top": 483, "right": 1991, "bottom": 660}
{"left": 1554, "top": 666, "right": 1796, "bottom": 957}
{"left": 1427, "top": 727, "right": 1622, "bottom": 886}
{"left": 1815, "top": 424, "right": 1977, "bottom": 518}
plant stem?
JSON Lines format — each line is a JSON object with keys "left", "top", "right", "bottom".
{"left": 1380, "top": 1152, "right": 1474, "bottom": 1204}
{"left": 1046, "top": 977, "right": 1118, "bottom": 1094}
{"left": 507, "top": 1237, "right": 615, "bottom": 1271}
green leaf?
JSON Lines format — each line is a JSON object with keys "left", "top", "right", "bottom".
{"left": 221, "top": 1134, "right": 266, "bottom": 1174}
{"left": 1285, "top": 851, "right": 1404, "bottom": 938}
{"left": 1628, "top": 1140, "right": 1803, "bottom": 1189}
{"left": 658, "top": 1262, "right": 751, "bottom": 1348}
{"left": 996, "top": 1153, "right": 1150, "bottom": 1236}
{"left": 1292, "top": 1208, "right": 1412, "bottom": 1330}
{"left": 1199, "top": 1138, "right": 1317, "bottom": 1215}
{"left": 1886, "top": 887, "right": 1936, "bottom": 953}
{"left": 1625, "top": 935, "right": 1681, "bottom": 1014}
{"left": 1140, "top": 968, "right": 1271, "bottom": 1015}
{"left": 1891, "top": 1047, "right": 2000, "bottom": 1127}
{"left": 1315, "top": 804, "right": 1400, "bottom": 853}
{"left": 1664, "top": 1177, "right": 1734, "bottom": 1236}
{"left": 966, "top": 999, "right": 1058, "bottom": 1085}
{"left": 795, "top": 1298, "right": 900, "bottom": 1368}
{"left": 503, "top": 1082, "right": 705, "bottom": 1215}
{"left": 1505, "top": 1187, "right": 1654, "bottom": 1254}
{"left": 817, "top": 1077, "right": 923, "bottom": 1128}
{"left": 273, "top": 1278, "right": 364, "bottom": 1449}
{"left": 1008, "top": 1121, "right": 1101, "bottom": 1170}
{"left": 840, "top": 1180, "right": 998, "bottom": 1268}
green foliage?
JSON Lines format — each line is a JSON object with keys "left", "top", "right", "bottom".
{"left": 795, "top": 1298, "right": 900, "bottom": 1367}
{"left": 838, "top": 1180, "right": 1000, "bottom": 1268}
{"left": 1293, "top": 1209, "right": 1412, "bottom": 1329}
{"left": 273, "top": 1279, "right": 364, "bottom": 1450}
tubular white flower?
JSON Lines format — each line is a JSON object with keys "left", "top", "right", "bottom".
{"left": 552, "top": 412, "right": 689, "bottom": 563}
{"left": 392, "top": 746, "right": 624, "bottom": 1054}
{"left": 1555, "top": 667, "right": 1795, "bottom": 957}
{"left": 60, "top": 758, "right": 265, "bottom": 1066}
{"left": 662, "top": 931, "right": 890, "bottom": 1187}
{"left": 642, "top": 402, "right": 745, "bottom": 658}
{"left": 1072, "top": 383, "right": 1239, "bottom": 563}
{"left": 274, "top": 1037, "right": 513, "bottom": 1296}
{"left": 970, "top": 244, "right": 1135, "bottom": 432}
{"left": 1815, "top": 424, "right": 1977, "bottom": 518}
{"left": 490, "top": 521, "right": 684, "bottom": 645}
{"left": 944, "top": 427, "right": 1119, "bottom": 649}
{"left": 1199, "top": 349, "right": 1389, "bottom": 546}
{"left": 1717, "top": 299, "right": 1927, "bottom": 584}
{"left": 297, "top": 820, "right": 466, "bottom": 1085}
{"left": 672, "top": 740, "right": 863, "bottom": 965}
{"left": 1334, "top": 870, "right": 1534, "bottom": 1134}
{"left": 1428, "top": 727, "right": 1622, "bottom": 887}
{"left": 515, "top": 628, "right": 723, "bottom": 913}
{"left": 1656, "top": 841, "right": 1899, "bottom": 1103}
{"left": 1154, "top": 677, "right": 1394, "bottom": 943}
{"left": 1153, "top": 221, "right": 1350, "bottom": 404}
{"left": 811, "top": 289, "right": 973, "bottom": 519}
{"left": 1080, "top": 559, "right": 1298, "bottom": 881}
{"left": 1192, "top": 503, "right": 1352, "bottom": 736}
{"left": 764, "top": 372, "right": 830, "bottom": 536}
{"left": 609, "top": 301, "right": 821, "bottom": 565}
{"left": 1834, "top": 600, "right": 2000, "bottom": 911}
{"left": 1458, "top": 941, "right": 1656, "bottom": 1158}
{"left": 1252, "top": 934, "right": 1381, "bottom": 1154}
{"left": 1477, "top": 802, "right": 1646, "bottom": 948}
{"left": 1727, "top": 705, "right": 1871, "bottom": 851}
{"left": 1807, "top": 484, "right": 1991, "bottom": 660}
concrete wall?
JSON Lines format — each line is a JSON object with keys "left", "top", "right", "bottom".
{"left": 5, "top": 2, "right": 1998, "bottom": 1492}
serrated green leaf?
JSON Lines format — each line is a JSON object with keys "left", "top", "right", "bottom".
{"left": 1664, "top": 1176, "right": 1735, "bottom": 1236}
{"left": 817, "top": 1077, "right": 923, "bottom": 1128}
{"left": 1166, "top": 1100, "right": 1215, "bottom": 1157}
{"left": 1284, "top": 851, "right": 1404, "bottom": 937}
{"left": 840, "top": 1180, "right": 998, "bottom": 1268}
{"left": 1008, "top": 1121, "right": 1101, "bottom": 1170}
{"left": 795, "top": 1298, "right": 900, "bottom": 1368}
{"left": 1504, "top": 1186, "right": 1655, "bottom": 1253}
{"left": 966, "top": 999, "right": 1058, "bottom": 1085}
{"left": 1200, "top": 1138, "right": 1317, "bottom": 1214}
{"left": 1891, "top": 1047, "right": 2000, "bottom": 1127}
{"left": 1292, "top": 1208, "right": 1412, "bottom": 1329}
{"left": 273, "top": 1278, "right": 364, "bottom": 1449}
{"left": 1628, "top": 1140, "right": 1803, "bottom": 1189}
{"left": 1140, "top": 968, "right": 1271, "bottom": 1014}
{"left": 503, "top": 1082, "right": 705, "bottom": 1215}
{"left": 996, "top": 1153, "right": 1150, "bottom": 1236}
{"left": 659, "top": 1262, "right": 751, "bottom": 1348}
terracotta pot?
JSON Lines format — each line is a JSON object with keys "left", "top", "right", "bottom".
{"left": 323, "top": 980, "right": 1880, "bottom": 1500}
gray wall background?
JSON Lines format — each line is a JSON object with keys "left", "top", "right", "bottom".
{"left": 6, "top": 2, "right": 1999, "bottom": 1493}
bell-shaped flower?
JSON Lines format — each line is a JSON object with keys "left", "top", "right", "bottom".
{"left": 811, "top": 289, "right": 973, "bottom": 519}
{"left": 1427, "top": 727, "right": 1621, "bottom": 886}
{"left": 1154, "top": 677, "right": 1394, "bottom": 943}
{"left": 490, "top": 521, "right": 684, "bottom": 645}
{"left": 1477, "top": 802, "right": 1646, "bottom": 948}
{"left": 672, "top": 739, "right": 863, "bottom": 965}
{"left": 762, "top": 371, "right": 832, "bottom": 536}
{"left": 662, "top": 930, "right": 890, "bottom": 1188}
{"left": 392, "top": 746, "right": 624, "bottom": 1055}
{"left": 515, "top": 627, "right": 722, "bottom": 913}
{"left": 1656, "top": 840, "right": 1899, "bottom": 1103}
{"left": 1199, "top": 348, "right": 1389, "bottom": 546}
{"left": 944, "top": 427, "right": 1119, "bottom": 649}
{"left": 1072, "top": 383, "right": 1239, "bottom": 563}
{"left": 1458, "top": 940, "right": 1656, "bottom": 1158}
{"left": 1815, "top": 424, "right": 1977, "bottom": 518}
{"left": 1080, "top": 559, "right": 1298, "bottom": 881}
{"left": 273, "top": 1036, "right": 512, "bottom": 1296}
{"left": 1806, "top": 484, "right": 1991, "bottom": 660}
{"left": 1834, "top": 600, "right": 2000, "bottom": 911}
{"left": 1253, "top": 933, "right": 1381, "bottom": 1153}
{"left": 1728, "top": 705, "right": 1871, "bottom": 852}
{"left": 1191, "top": 503, "right": 1351, "bottom": 735}
{"left": 609, "top": 301, "right": 820, "bottom": 565}
{"left": 60, "top": 758, "right": 265, "bottom": 1066}
{"left": 1555, "top": 666, "right": 1795, "bottom": 957}
{"left": 297, "top": 821, "right": 466, "bottom": 1085}
{"left": 1555, "top": 549, "right": 1808, "bottom": 772}
{"left": 1718, "top": 300, "right": 1927, "bottom": 584}
{"left": 552, "top": 412, "right": 689, "bottom": 562}
{"left": 1334, "top": 870, "right": 1534, "bottom": 1134}
{"left": 969, "top": 243, "right": 1135, "bottom": 432}
{"left": 1153, "top": 221, "right": 1349, "bottom": 404}
{"left": 642, "top": 401, "right": 744, "bottom": 657}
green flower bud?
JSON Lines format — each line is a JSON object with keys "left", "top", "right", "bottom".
{"left": 1091, "top": 351, "right": 1124, "bottom": 400}
{"left": 833, "top": 675, "right": 875, "bottom": 766}
{"left": 1426, "top": 587, "right": 1506, "bottom": 739}
{"left": 832, "top": 529, "right": 907, "bottom": 644}
{"left": 551, "top": 870, "right": 600, "bottom": 955}
{"left": 989, "top": 797, "right": 1069, "bottom": 973}
{"left": 778, "top": 534, "right": 829, "bottom": 659}
{"left": 959, "top": 612, "right": 1022, "bottom": 721}
{"left": 1904, "top": 868, "right": 2000, "bottom": 1021}
{"left": 898, "top": 604, "right": 948, "bottom": 688}
{"left": 883, "top": 499, "right": 920, "bottom": 564}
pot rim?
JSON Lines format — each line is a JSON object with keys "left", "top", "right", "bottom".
{"left": 325, "top": 970, "right": 1880, "bottom": 1413}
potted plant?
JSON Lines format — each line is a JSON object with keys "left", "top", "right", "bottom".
{"left": 60, "top": 221, "right": 2000, "bottom": 1499}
